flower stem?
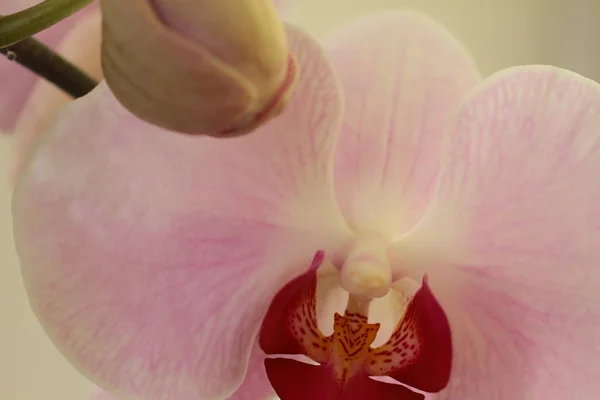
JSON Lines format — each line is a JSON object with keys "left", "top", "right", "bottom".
{"left": 0, "top": 0, "right": 93, "bottom": 48}
{"left": 0, "top": 37, "right": 98, "bottom": 98}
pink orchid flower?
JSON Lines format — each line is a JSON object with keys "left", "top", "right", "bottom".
{"left": 11, "top": 10, "right": 600, "bottom": 400}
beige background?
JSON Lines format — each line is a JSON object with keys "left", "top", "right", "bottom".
{"left": 1, "top": 0, "right": 598, "bottom": 399}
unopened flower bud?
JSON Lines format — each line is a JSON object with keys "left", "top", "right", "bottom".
{"left": 101, "top": 0, "right": 296, "bottom": 136}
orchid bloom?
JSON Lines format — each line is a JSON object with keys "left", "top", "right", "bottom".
{"left": 11, "top": 9, "right": 600, "bottom": 400}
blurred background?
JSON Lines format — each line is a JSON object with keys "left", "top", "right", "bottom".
{"left": 0, "top": 0, "right": 598, "bottom": 398}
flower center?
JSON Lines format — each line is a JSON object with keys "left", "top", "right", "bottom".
{"left": 259, "top": 250, "right": 453, "bottom": 400}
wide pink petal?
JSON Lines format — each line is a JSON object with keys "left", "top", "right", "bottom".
{"left": 91, "top": 341, "right": 274, "bottom": 400}
{"left": 394, "top": 66, "right": 600, "bottom": 399}
{"left": 91, "top": 387, "right": 118, "bottom": 400}
{"left": 13, "top": 24, "right": 351, "bottom": 400}
{"left": 12, "top": 10, "right": 102, "bottom": 182}
{"left": 0, "top": 1, "right": 99, "bottom": 131}
{"left": 228, "top": 342, "right": 276, "bottom": 400}
{"left": 324, "top": 11, "right": 480, "bottom": 238}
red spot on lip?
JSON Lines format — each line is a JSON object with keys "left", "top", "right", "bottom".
{"left": 259, "top": 253, "right": 453, "bottom": 400}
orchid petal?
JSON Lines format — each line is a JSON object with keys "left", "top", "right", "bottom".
{"left": 90, "top": 342, "right": 274, "bottom": 400}
{"left": 323, "top": 11, "right": 480, "bottom": 237}
{"left": 91, "top": 387, "right": 118, "bottom": 400}
{"left": 394, "top": 66, "right": 600, "bottom": 399}
{"left": 12, "top": 10, "right": 102, "bottom": 181}
{"left": 228, "top": 342, "right": 277, "bottom": 400}
{"left": 13, "top": 24, "right": 350, "bottom": 400}
{"left": 0, "top": 1, "right": 98, "bottom": 131}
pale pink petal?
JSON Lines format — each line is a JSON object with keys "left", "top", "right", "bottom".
{"left": 12, "top": 10, "right": 102, "bottom": 181}
{"left": 273, "top": 0, "right": 287, "bottom": 15}
{"left": 324, "top": 11, "right": 480, "bottom": 238}
{"left": 90, "top": 342, "right": 275, "bottom": 400}
{"left": 91, "top": 387, "right": 118, "bottom": 400}
{"left": 13, "top": 24, "right": 351, "bottom": 400}
{"left": 0, "top": 1, "right": 98, "bottom": 131}
{"left": 394, "top": 66, "right": 600, "bottom": 398}
{"left": 228, "top": 342, "right": 276, "bottom": 400}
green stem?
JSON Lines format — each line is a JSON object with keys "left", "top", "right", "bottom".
{"left": 0, "top": 0, "right": 93, "bottom": 48}
{"left": 0, "top": 37, "right": 98, "bottom": 98}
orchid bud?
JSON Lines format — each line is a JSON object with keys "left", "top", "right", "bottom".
{"left": 100, "top": 0, "right": 296, "bottom": 136}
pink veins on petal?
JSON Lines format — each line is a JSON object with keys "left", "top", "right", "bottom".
{"left": 259, "top": 252, "right": 452, "bottom": 400}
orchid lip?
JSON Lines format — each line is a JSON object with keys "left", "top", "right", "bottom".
{"left": 259, "top": 250, "right": 452, "bottom": 399}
